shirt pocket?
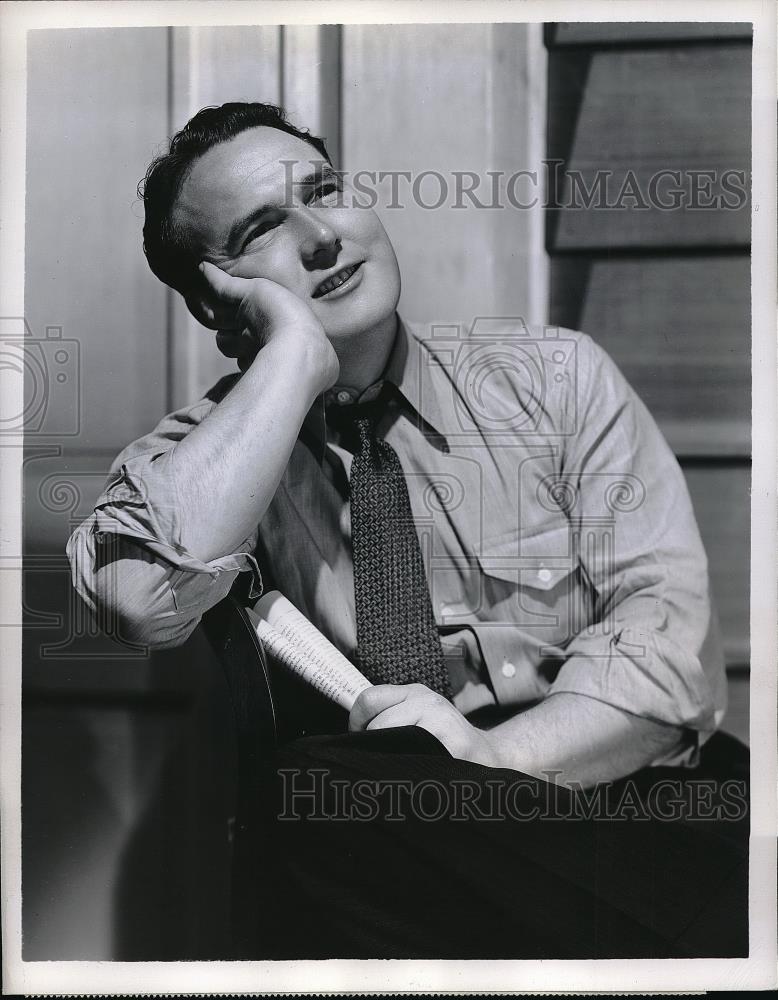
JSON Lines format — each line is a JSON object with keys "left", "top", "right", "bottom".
{"left": 476, "top": 522, "right": 589, "bottom": 644}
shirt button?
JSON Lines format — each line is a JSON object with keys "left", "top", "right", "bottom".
{"left": 337, "top": 390, "right": 352, "bottom": 404}
{"left": 537, "top": 568, "right": 552, "bottom": 583}
{"left": 501, "top": 660, "right": 516, "bottom": 679}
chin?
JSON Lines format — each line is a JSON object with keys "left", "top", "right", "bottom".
{"left": 324, "top": 309, "right": 395, "bottom": 343}
{"left": 319, "top": 281, "right": 400, "bottom": 343}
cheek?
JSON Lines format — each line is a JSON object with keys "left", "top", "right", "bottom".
{"left": 227, "top": 240, "right": 303, "bottom": 289}
{"left": 352, "top": 214, "right": 400, "bottom": 285}
{"left": 338, "top": 205, "right": 390, "bottom": 251}
{"left": 372, "top": 240, "right": 401, "bottom": 300}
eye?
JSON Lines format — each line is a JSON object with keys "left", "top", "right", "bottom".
{"left": 242, "top": 212, "right": 283, "bottom": 250}
{"left": 309, "top": 177, "right": 343, "bottom": 206}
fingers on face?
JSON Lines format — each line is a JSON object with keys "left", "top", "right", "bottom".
{"left": 186, "top": 292, "right": 241, "bottom": 332}
{"left": 198, "top": 261, "right": 242, "bottom": 302}
{"left": 190, "top": 262, "right": 248, "bottom": 329}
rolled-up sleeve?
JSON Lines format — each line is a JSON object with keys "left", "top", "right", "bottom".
{"left": 67, "top": 386, "right": 262, "bottom": 649}
{"left": 544, "top": 332, "right": 727, "bottom": 743}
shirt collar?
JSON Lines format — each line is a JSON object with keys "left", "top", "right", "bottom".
{"left": 300, "top": 317, "right": 449, "bottom": 464}
{"left": 388, "top": 319, "right": 439, "bottom": 418}
{"left": 386, "top": 318, "right": 449, "bottom": 447}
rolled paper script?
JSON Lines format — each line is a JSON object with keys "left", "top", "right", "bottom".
{"left": 250, "top": 590, "right": 372, "bottom": 711}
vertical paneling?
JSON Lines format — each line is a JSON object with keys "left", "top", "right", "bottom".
{"left": 25, "top": 28, "right": 169, "bottom": 450}
{"left": 342, "top": 23, "right": 548, "bottom": 329}
{"left": 281, "top": 25, "right": 341, "bottom": 164}
{"left": 168, "top": 26, "right": 282, "bottom": 410}
{"left": 23, "top": 23, "right": 556, "bottom": 960}
{"left": 684, "top": 465, "right": 751, "bottom": 667}
{"left": 720, "top": 669, "right": 749, "bottom": 746}
{"left": 545, "top": 26, "right": 752, "bottom": 714}
{"left": 23, "top": 26, "right": 175, "bottom": 960}
{"left": 180, "top": 25, "right": 281, "bottom": 110}
{"left": 22, "top": 23, "right": 322, "bottom": 961}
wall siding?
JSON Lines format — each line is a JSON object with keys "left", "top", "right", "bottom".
{"left": 545, "top": 25, "right": 751, "bottom": 746}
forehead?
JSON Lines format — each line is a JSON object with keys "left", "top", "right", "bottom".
{"left": 173, "top": 126, "right": 323, "bottom": 243}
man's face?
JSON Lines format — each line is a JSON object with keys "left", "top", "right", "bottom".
{"left": 173, "top": 126, "right": 401, "bottom": 342}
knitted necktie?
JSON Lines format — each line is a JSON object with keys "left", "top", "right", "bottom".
{"left": 329, "top": 393, "right": 452, "bottom": 698}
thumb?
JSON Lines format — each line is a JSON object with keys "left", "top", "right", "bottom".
{"left": 198, "top": 261, "right": 247, "bottom": 305}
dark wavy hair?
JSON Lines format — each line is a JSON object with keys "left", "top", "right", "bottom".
{"left": 138, "top": 102, "right": 331, "bottom": 295}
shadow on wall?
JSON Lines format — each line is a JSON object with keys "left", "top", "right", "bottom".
{"left": 23, "top": 625, "right": 237, "bottom": 960}
{"left": 111, "top": 634, "right": 238, "bottom": 960}
{"left": 23, "top": 707, "right": 121, "bottom": 959}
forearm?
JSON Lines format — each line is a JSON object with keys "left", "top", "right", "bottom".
{"left": 486, "top": 693, "right": 686, "bottom": 787}
{"left": 166, "top": 337, "right": 323, "bottom": 563}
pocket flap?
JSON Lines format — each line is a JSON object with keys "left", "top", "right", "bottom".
{"left": 477, "top": 523, "right": 575, "bottom": 590}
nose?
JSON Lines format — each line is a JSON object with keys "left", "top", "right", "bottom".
{"left": 298, "top": 208, "right": 341, "bottom": 271}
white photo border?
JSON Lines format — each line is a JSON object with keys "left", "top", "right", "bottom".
{"left": 1, "top": 0, "right": 775, "bottom": 993}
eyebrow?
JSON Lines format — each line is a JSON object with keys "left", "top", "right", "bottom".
{"left": 225, "top": 162, "right": 338, "bottom": 250}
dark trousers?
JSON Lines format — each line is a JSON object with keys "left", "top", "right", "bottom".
{"left": 234, "top": 727, "right": 749, "bottom": 960}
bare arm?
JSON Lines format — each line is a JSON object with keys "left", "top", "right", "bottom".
{"left": 485, "top": 693, "right": 683, "bottom": 785}
{"left": 67, "top": 263, "right": 338, "bottom": 646}
{"left": 165, "top": 262, "right": 339, "bottom": 563}
{"left": 349, "top": 685, "right": 684, "bottom": 788}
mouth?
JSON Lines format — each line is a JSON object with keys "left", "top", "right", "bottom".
{"left": 312, "top": 261, "right": 364, "bottom": 299}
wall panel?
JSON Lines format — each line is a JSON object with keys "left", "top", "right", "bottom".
{"left": 22, "top": 26, "right": 257, "bottom": 961}
{"left": 281, "top": 25, "right": 341, "bottom": 162}
{"left": 547, "top": 43, "right": 751, "bottom": 249}
{"left": 550, "top": 254, "right": 750, "bottom": 455}
{"left": 25, "top": 28, "right": 169, "bottom": 450}
{"left": 168, "top": 26, "right": 282, "bottom": 410}
{"left": 720, "top": 669, "right": 749, "bottom": 745}
{"left": 684, "top": 464, "right": 751, "bottom": 668}
{"left": 22, "top": 21, "right": 342, "bottom": 960}
{"left": 547, "top": 22, "right": 752, "bottom": 46}
{"left": 545, "top": 25, "right": 751, "bottom": 712}
{"left": 343, "top": 23, "right": 548, "bottom": 329}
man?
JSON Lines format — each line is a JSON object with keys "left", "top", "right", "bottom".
{"left": 67, "top": 102, "right": 746, "bottom": 958}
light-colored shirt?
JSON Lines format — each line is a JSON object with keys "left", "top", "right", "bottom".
{"left": 67, "top": 319, "right": 727, "bottom": 759}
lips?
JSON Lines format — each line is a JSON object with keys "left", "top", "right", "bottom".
{"left": 312, "top": 262, "right": 363, "bottom": 299}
